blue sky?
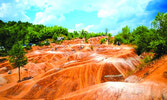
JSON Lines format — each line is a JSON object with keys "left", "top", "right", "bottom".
{"left": 0, "top": 0, "right": 167, "bottom": 35}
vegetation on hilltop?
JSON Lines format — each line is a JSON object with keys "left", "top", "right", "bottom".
{"left": 0, "top": 12, "right": 166, "bottom": 59}
{"left": 0, "top": 21, "right": 107, "bottom": 56}
{"left": 114, "top": 12, "right": 167, "bottom": 58}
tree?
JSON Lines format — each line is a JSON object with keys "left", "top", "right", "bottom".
{"left": 114, "top": 25, "right": 132, "bottom": 44}
{"left": 152, "top": 12, "right": 167, "bottom": 38}
{"left": 105, "top": 28, "right": 108, "bottom": 35}
{"left": 9, "top": 41, "right": 28, "bottom": 82}
{"left": 52, "top": 33, "right": 58, "bottom": 41}
{"left": 73, "top": 31, "right": 79, "bottom": 38}
{"left": 107, "top": 33, "right": 113, "bottom": 44}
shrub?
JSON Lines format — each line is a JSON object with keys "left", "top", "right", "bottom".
{"left": 52, "top": 33, "right": 58, "bottom": 40}
{"left": 143, "top": 55, "right": 152, "bottom": 63}
{"left": 38, "top": 42, "right": 44, "bottom": 46}
{"left": 91, "top": 45, "right": 94, "bottom": 50}
{"left": 150, "top": 39, "right": 167, "bottom": 58}
{"left": 100, "top": 38, "right": 106, "bottom": 44}
{"left": 45, "top": 39, "right": 50, "bottom": 46}
{"left": 25, "top": 45, "right": 32, "bottom": 50}
{"left": 85, "top": 39, "right": 88, "bottom": 43}
{"left": 114, "top": 35, "right": 126, "bottom": 44}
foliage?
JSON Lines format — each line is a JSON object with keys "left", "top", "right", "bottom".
{"left": 9, "top": 41, "right": 27, "bottom": 68}
{"left": 149, "top": 38, "right": 167, "bottom": 58}
{"left": 43, "top": 39, "right": 50, "bottom": 46}
{"left": 91, "top": 45, "right": 94, "bottom": 50}
{"left": 105, "top": 28, "right": 108, "bottom": 35}
{"left": 133, "top": 26, "right": 152, "bottom": 55}
{"left": 85, "top": 38, "right": 88, "bottom": 43}
{"left": 1, "top": 12, "right": 167, "bottom": 59}
{"left": 8, "top": 41, "right": 27, "bottom": 82}
{"left": 25, "top": 45, "right": 32, "bottom": 50}
{"left": 107, "top": 33, "right": 113, "bottom": 44}
{"left": 143, "top": 55, "right": 152, "bottom": 63}
{"left": 52, "top": 33, "right": 58, "bottom": 41}
{"left": 67, "top": 32, "right": 73, "bottom": 40}
{"left": 0, "top": 20, "right": 107, "bottom": 56}
{"left": 100, "top": 38, "right": 106, "bottom": 44}
{"left": 114, "top": 12, "right": 167, "bottom": 58}
{"left": 114, "top": 25, "right": 132, "bottom": 44}
{"left": 0, "top": 20, "right": 68, "bottom": 53}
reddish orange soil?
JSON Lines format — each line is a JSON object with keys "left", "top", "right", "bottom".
{"left": 0, "top": 37, "right": 166, "bottom": 100}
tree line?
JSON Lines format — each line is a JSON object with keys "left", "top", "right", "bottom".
{"left": 114, "top": 12, "right": 167, "bottom": 58}
{"left": 1, "top": 12, "right": 167, "bottom": 59}
{"left": 0, "top": 20, "right": 107, "bottom": 56}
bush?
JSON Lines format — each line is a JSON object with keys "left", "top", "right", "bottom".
{"left": 38, "top": 42, "right": 44, "bottom": 46}
{"left": 53, "top": 39, "right": 63, "bottom": 45}
{"left": 52, "top": 33, "right": 58, "bottom": 40}
{"left": 150, "top": 39, "right": 167, "bottom": 58}
{"left": 91, "top": 45, "right": 94, "bottom": 50}
{"left": 109, "top": 39, "right": 113, "bottom": 44}
{"left": 100, "top": 38, "right": 106, "bottom": 44}
{"left": 143, "top": 55, "right": 152, "bottom": 63}
{"left": 25, "top": 45, "right": 32, "bottom": 50}
{"left": 85, "top": 39, "right": 88, "bottom": 43}
{"left": 114, "top": 35, "right": 126, "bottom": 44}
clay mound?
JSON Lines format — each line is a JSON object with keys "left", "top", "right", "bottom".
{"left": 57, "top": 55, "right": 167, "bottom": 100}
{"left": 57, "top": 81, "right": 167, "bottom": 100}
{"left": 1, "top": 36, "right": 156, "bottom": 100}
{"left": 0, "top": 63, "right": 120, "bottom": 99}
{"left": 0, "top": 41, "right": 142, "bottom": 100}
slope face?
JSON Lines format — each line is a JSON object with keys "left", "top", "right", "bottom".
{"left": 57, "top": 56, "right": 167, "bottom": 100}
{"left": 0, "top": 37, "right": 141, "bottom": 99}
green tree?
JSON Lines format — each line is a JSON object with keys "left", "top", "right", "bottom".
{"left": 100, "top": 38, "right": 106, "bottom": 44}
{"left": 73, "top": 31, "right": 79, "bottom": 38}
{"left": 152, "top": 12, "right": 167, "bottom": 38}
{"left": 150, "top": 38, "right": 167, "bottom": 58}
{"left": 105, "top": 28, "right": 108, "bottom": 35}
{"left": 52, "top": 33, "right": 58, "bottom": 41}
{"left": 107, "top": 33, "right": 113, "bottom": 44}
{"left": 9, "top": 41, "right": 28, "bottom": 82}
{"left": 67, "top": 32, "right": 73, "bottom": 40}
{"left": 114, "top": 26, "right": 131, "bottom": 44}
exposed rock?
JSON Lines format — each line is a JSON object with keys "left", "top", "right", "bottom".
{"left": 125, "top": 75, "right": 142, "bottom": 83}
{"left": 0, "top": 67, "right": 8, "bottom": 74}
{"left": 0, "top": 77, "right": 7, "bottom": 85}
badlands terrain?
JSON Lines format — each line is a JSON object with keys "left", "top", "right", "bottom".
{"left": 0, "top": 37, "right": 167, "bottom": 100}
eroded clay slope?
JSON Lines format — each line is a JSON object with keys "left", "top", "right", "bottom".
{"left": 0, "top": 37, "right": 144, "bottom": 100}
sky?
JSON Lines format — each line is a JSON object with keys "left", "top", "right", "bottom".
{"left": 0, "top": 0, "right": 167, "bottom": 35}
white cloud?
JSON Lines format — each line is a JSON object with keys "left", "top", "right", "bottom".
{"left": 0, "top": 0, "right": 152, "bottom": 34}
{"left": 69, "top": 24, "right": 95, "bottom": 32}
{"left": 33, "top": 12, "right": 65, "bottom": 25}
{"left": 0, "top": 3, "right": 8, "bottom": 17}
{"left": 68, "top": 29, "right": 75, "bottom": 32}
{"left": 59, "top": 14, "right": 65, "bottom": 21}
{"left": 75, "top": 23, "right": 83, "bottom": 28}
{"left": 84, "top": 25, "right": 94, "bottom": 32}
{"left": 0, "top": 2, "right": 30, "bottom": 21}
{"left": 15, "top": 0, "right": 19, "bottom": 3}
{"left": 97, "top": 9, "right": 117, "bottom": 18}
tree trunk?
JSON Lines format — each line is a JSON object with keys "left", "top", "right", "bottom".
{"left": 18, "top": 66, "right": 21, "bottom": 82}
